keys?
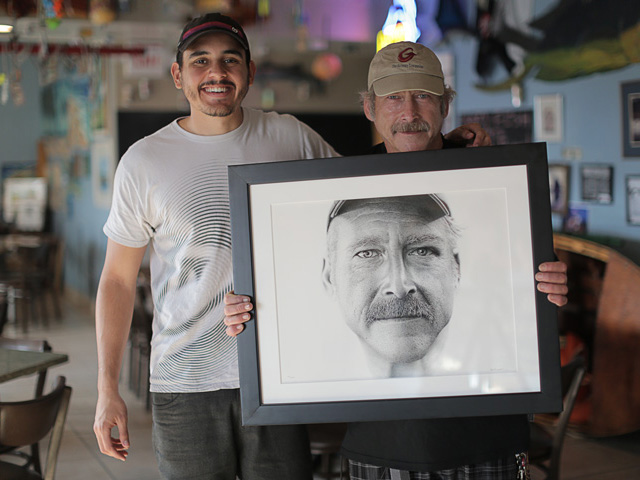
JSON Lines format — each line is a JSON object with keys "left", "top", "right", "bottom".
{"left": 516, "top": 452, "right": 530, "bottom": 480}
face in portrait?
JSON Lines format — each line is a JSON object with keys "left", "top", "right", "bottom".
{"left": 321, "top": 194, "right": 461, "bottom": 378}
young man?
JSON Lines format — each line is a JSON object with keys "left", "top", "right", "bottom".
{"left": 92, "top": 13, "right": 338, "bottom": 480}
{"left": 224, "top": 42, "right": 568, "bottom": 479}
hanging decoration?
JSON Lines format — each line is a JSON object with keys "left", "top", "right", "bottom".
{"left": 376, "top": 0, "right": 420, "bottom": 52}
{"left": 473, "top": 0, "right": 640, "bottom": 89}
{"left": 257, "top": 0, "right": 270, "bottom": 20}
{"left": 311, "top": 52, "right": 342, "bottom": 82}
{"left": 89, "top": 0, "right": 116, "bottom": 25}
{"left": 42, "top": 0, "right": 65, "bottom": 29}
{"left": 194, "top": 0, "right": 259, "bottom": 25}
{"left": 3, "top": 0, "right": 38, "bottom": 17}
{"left": 292, "top": 0, "right": 308, "bottom": 52}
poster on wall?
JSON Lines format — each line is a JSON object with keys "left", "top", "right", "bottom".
{"left": 2, "top": 177, "right": 48, "bottom": 231}
{"left": 581, "top": 165, "right": 613, "bottom": 204}
{"left": 548, "top": 164, "right": 570, "bottom": 214}
{"left": 621, "top": 80, "right": 640, "bottom": 157}
{"left": 563, "top": 204, "right": 588, "bottom": 235}
{"left": 460, "top": 111, "right": 533, "bottom": 145}
{"left": 627, "top": 175, "right": 640, "bottom": 225}
{"left": 91, "top": 136, "right": 116, "bottom": 208}
{"left": 534, "top": 94, "right": 563, "bottom": 143}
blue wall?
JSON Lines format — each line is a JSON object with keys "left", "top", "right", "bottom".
{"left": 0, "top": 53, "right": 109, "bottom": 298}
{"left": 0, "top": 56, "right": 42, "bottom": 169}
{"left": 448, "top": 33, "right": 640, "bottom": 245}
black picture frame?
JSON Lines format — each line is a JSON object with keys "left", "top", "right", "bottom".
{"left": 580, "top": 165, "right": 613, "bottom": 204}
{"left": 229, "top": 143, "right": 562, "bottom": 426}
{"left": 621, "top": 80, "right": 640, "bottom": 157}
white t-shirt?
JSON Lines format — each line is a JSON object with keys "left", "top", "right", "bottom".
{"left": 104, "top": 107, "right": 339, "bottom": 393}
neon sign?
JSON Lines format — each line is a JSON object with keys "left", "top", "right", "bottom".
{"left": 376, "top": 0, "right": 421, "bottom": 52}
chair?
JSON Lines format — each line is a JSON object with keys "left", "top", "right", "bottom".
{"left": 0, "top": 234, "right": 64, "bottom": 333}
{"left": 0, "top": 376, "right": 72, "bottom": 480}
{"left": 553, "top": 233, "right": 640, "bottom": 436}
{"left": 529, "top": 355, "right": 587, "bottom": 480}
{"left": 308, "top": 423, "right": 349, "bottom": 480}
{"left": 0, "top": 338, "right": 55, "bottom": 474}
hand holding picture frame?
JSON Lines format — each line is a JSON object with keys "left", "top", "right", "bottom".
{"left": 229, "top": 143, "right": 562, "bottom": 426}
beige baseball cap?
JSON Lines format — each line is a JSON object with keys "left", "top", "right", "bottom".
{"left": 368, "top": 41, "right": 444, "bottom": 97}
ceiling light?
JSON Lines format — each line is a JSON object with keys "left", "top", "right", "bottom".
{"left": 0, "top": 25, "right": 13, "bottom": 34}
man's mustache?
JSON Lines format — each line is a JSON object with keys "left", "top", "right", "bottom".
{"left": 392, "top": 121, "right": 430, "bottom": 135}
{"left": 365, "top": 296, "right": 433, "bottom": 325}
{"left": 199, "top": 80, "right": 235, "bottom": 89}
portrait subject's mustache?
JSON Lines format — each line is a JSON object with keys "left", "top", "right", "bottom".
{"left": 392, "top": 121, "right": 430, "bottom": 135}
{"left": 365, "top": 296, "right": 434, "bottom": 325}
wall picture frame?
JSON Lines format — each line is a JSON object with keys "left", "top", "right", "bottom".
{"left": 581, "top": 165, "right": 613, "bottom": 204}
{"left": 228, "top": 143, "right": 562, "bottom": 426}
{"left": 534, "top": 94, "right": 563, "bottom": 143}
{"left": 548, "top": 164, "right": 570, "bottom": 214}
{"left": 621, "top": 80, "right": 640, "bottom": 157}
{"left": 627, "top": 175, "right": 640, "bottom": 225}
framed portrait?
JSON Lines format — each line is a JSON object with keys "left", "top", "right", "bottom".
{"left": 229, "top": 143, "right": 562, "bottom": 426}
{"left": 534, "top": 94, "right": 563, "bottom": 143}
{"left": 621, "top": 80, "right": 640, "bottom": 157}
{"left": 548, "top": 164, "right": 570, "bottom": 214}
{"left": 581, "top": 165, "right": 613, "bottom": 204}
{"left": 627, "top": 175, "right": 640, "bottom": 225}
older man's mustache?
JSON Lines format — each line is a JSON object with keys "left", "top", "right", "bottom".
{"left": 365, "top": 296, "right": 434, "bottom": 325}
{"left": 392, "top": 121, "right": 430, "bottom": 135}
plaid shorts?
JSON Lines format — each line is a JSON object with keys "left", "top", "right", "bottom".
{"left": 348, "top": 453, "right": 529, "bottom": 480}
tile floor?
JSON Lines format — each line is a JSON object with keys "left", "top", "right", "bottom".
{"left": 1, "top": 297, "right": 640, "bottom": 480}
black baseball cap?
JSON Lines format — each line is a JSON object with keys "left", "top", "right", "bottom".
{"left": 177, "top": 13, "right": 250, "bottom": 62}
{"left": 327, "top": 194, "right": 451, "bottom": 230}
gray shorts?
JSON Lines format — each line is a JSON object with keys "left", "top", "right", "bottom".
{"left": 151, "top": 388, "right": 312, "bottom": 480}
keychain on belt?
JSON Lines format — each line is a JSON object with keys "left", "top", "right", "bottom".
{"left": 516, "top": 452, "right": 530, "bottom": 480}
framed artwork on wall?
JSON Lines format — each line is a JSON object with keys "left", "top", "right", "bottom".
{"left": 228, "top": 143, "right": 562, "bottom": 426}
{"left": 534, "top": 94, "right": 563, "bottom": 143}
{"left": 621, "top": 80, "right": 640, "bottom": 157}
{"left": 581, "top": 165, "right": 613, "bottom": 204}
{"left": 627, "top": 175, "right": 640, "bottom": 225}
{"left": 563, "top": 204, "right": 589, "bottom": 235}
{"left": 548, "top": 164, "right": 570, "bottom": 214}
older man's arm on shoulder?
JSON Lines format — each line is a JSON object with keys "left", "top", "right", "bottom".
{"left": 444, "top": 122, "right": 492, "bottom": 147}
{"left": 224, "top": 291, "right": 253, "bottom": 337}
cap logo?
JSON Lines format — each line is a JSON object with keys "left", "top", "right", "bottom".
{"left": 181, "top": 21, "right": 246, "bottom": 43}
{"left": 398, "top": 48, "right": 416, "bottom": 62}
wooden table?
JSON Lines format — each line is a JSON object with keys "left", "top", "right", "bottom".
{"left": 0, "top": 348, "right": 68, "bottom": 384}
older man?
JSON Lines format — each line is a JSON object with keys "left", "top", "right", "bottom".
{"left": 225, "top": 41, "right": 567, "bottom": 479}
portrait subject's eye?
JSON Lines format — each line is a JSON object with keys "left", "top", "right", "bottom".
{"left": 355, "top": 250, "right": 379, "bottom": 259}
{"left": 409, "top": 247, "right": 439, "bottom": 257}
